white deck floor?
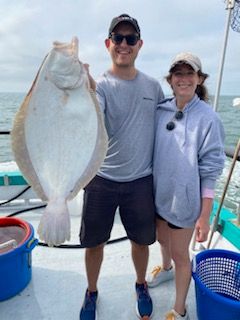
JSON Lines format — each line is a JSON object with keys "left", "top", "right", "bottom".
{"left": 1, "top": 192, "right": 239, "bottom": 320}
{"left": 0, "top": 199, "right": 199, "bottom": 320}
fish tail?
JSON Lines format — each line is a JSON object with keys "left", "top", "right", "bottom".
{"left": 37, "top": 198, "right": 70, "bottom": 246}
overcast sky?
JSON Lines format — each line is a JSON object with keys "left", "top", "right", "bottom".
{"left": 0, "top": 0, "right": 239, "bottom": 96}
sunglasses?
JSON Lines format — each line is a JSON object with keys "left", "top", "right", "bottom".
{"left": 166, "top": 111, "right": 184, "bottom": 131}
{"left": 109, "top": 33, "right": 140, "bottom": 46}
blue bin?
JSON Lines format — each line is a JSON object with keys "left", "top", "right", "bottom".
{"left": 0, "top": 217, "right": 38, "bottom": 301}
{"left": 192, "top": 249, "right": 240, "bottom": 320}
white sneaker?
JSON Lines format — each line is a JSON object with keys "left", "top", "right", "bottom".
{"left": 165, "top": 309, "right": 189, "bottom": 320}
{"left": 146, "top": 266, "right": 174, "bottom": 288}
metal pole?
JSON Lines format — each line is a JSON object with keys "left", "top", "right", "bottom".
{"left": 213, "top": 0, "right": 235, "bottom": 111}
{"left": 237, "top": 203, "right": 240, "bottom": 225}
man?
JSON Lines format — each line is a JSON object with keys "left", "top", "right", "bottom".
{"left": 79, "top": 14, "right": 164, "bottom": 320}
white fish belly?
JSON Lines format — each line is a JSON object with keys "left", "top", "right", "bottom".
{"left": 11, "top": 37, "right": 108, "bottom": 246}
{"left": 24, "top": 86, "right": 98, "bottom": 200}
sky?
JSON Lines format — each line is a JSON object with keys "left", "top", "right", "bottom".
{"left": 0, "top": 0, "right": 239, "bottom": 96}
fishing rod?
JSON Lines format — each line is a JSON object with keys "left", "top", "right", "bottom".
{"left": 191, "top": 0, "right": 240, "bottom": 252}
{"left": 207, "top": 138, "right": 240, "bottom": 249}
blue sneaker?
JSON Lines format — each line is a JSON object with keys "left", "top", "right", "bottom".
{"left": 80, "top": 289, "right": 98, "bottom": 320}
{"left": 135, "top": 282, "right": 153, "bottom": 319}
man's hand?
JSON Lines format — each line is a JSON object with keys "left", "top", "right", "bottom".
{"left": 83, "top": 63, "right": 96, "bottom": 91}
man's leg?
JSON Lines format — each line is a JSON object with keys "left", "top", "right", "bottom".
{"left": 85, "top": 243, "right": 105, "bottom": 292}
{"left": 131, "top": 241, "right": 149, "bottom": 284}
{"left": 79, "top": 176, "right": 118, "bottom": 320}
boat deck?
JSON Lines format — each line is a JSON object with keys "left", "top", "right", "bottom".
{"left": 0, "top": 193, "right": 239, "bottom": 320}
{"left": 0, "top": 204, "right": 199, "bottom": 320}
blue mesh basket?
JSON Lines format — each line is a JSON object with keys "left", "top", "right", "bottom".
{"left": 192, "top": 249, "right": 240, "bottom": 320}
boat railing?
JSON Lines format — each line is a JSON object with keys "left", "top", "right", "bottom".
{"left": 1, "top": 130, "right": 240, "bottom": 159}
{"left": 1, "top": 130, "right": 240, "bottom": 245}
{"left": 2, "top": 130, "right": 240, "bottom": 160}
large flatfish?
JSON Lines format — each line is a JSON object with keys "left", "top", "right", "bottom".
{"left": 11, "top": 37, "right": 108, "bottom": 246}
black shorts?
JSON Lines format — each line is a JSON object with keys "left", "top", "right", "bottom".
{"left": 156, "top": 214, "right": 183, "bottom": 229}
{"left": 79, "top": 175, "right": 156, "bottom": 247}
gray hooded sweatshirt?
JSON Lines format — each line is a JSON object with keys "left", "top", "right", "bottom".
{"left": 153, "top": 94, "right": 225, "bottom": 228}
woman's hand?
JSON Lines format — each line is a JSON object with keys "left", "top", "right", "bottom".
{"left": 195, "top": 217, "right": 210, "bottom": 242}
{"left": 195, "top": 197, "right": 213, "bottom": 242}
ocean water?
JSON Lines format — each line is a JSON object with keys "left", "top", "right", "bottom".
{"left": 0, "top": 92, "right": 239, "bottom": 212}
{"left": 0, "top": 92, "right": 25, "bottom": 162}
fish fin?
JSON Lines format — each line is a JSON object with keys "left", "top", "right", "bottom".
{"left": 11, "top": 54, "right": 50, "bottom": 201}
{"left": 37, "top": 198, "right": 70, "bottom": 246}
{"left": 68, "top": 89, "right": 108, "bottom": 200}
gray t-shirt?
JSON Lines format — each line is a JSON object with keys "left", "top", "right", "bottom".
{"left": 96, "top": 70, "right": 164, "bottom": 182}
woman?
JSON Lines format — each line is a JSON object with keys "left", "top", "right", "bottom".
{"left": 150, "top": 52, "right": 225, "bottom": 319}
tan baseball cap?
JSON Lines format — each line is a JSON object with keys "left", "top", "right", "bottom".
{"left": 169, "top": 52, "right": 202, "bottom": 72}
